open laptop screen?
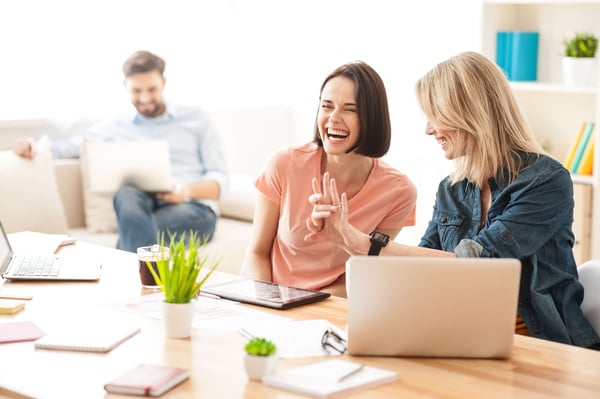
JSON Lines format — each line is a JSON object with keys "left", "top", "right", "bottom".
{"left": 345, "top": 256, "right": 521, "bottom": 358}
{"left": 83, "top": 139, "right": 172, "bottom": 193}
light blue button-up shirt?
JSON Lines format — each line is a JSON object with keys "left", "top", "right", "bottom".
{"left": 419, "top": 152, "right": 600, "bottom": 348}
{"left": 52, "top": 103, "right": 229, "bottom": 215}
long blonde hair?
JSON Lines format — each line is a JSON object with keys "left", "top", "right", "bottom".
{"left": 415, "top": 51, "right": 544, "bottom": 187}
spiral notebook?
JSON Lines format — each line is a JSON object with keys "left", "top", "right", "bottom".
{"left": 34, "top": 323, "right": 140, "bottom": 353}
{"left": 262, "top": 359, "right": 396, "bottom": 398}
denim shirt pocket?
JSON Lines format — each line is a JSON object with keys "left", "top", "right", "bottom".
{"left": 433, "top": 213, "right": 465, "bottom": 251}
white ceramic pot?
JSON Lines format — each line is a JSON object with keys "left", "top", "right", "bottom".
{"left": 244, "top": 353, "right": 279, "bottom": 380}
{"left": 163, "top": 301, "right": 194, "bottom": 338}
{"left": 562, "top": 57, "right": 598, "bottom": 88}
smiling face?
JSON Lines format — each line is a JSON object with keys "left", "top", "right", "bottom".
{"left": 425, "top": 121, "right": 461, "bottom": 160}
{"left": 124, "top": 70, "right": 167, "bottom": 118}
{"left": 316, "top": 76, "right": 360, "bottom": 155}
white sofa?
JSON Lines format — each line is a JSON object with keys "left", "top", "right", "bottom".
{"left": 0, "top": 107, "right": 295, "bottom": 274}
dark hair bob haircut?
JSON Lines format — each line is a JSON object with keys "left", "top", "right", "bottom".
{"left": 313, "top": 61, "right": 391, "bottom": 158}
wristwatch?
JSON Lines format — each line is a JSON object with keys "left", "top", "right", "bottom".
{"left": 368, "top": 231, "right": 390, "bottom": 256}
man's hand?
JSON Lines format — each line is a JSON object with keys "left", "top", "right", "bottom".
{"left": 156, "top": 184, "right": 190, "bottom": 204}
{"left": 13, "top": 137, "right": 36, "bottom": 159}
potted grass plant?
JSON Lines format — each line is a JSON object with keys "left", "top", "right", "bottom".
{"left": 243, "top": 337, "right": 278, "bottom": 380}
{"left": 146, "top": 231, "right": 220, "bottom": 338}
{"left": 562, "top": 32, "right": 599, "bottom": 87}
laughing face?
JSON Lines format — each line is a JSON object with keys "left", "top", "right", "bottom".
{"left": 425, "top": 121, "right": 461, "bottom": 160}
{"left": 317, "top": 76, "right": 360, "bottom": 155}
{"left": 124, "top": 70, "right": 167, "bottom": 118}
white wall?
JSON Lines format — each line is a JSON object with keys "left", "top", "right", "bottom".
{"left": 0, "top": 0, "right": 481, "bottom": 244}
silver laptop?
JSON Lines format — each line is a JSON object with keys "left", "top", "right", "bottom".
{"left": 0, "top": 222, "right": 101, "bottom": 281}
{"left": 84, "top": 139, "right": 172, "bottom": 193}
{"left": 345, "top": 256, "right": 521, "bottom": 359}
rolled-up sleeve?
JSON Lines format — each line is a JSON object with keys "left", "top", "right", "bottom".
{"left": 455, "top": 239, "right": 485, "bottom": 257}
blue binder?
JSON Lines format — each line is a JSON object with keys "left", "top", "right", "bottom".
{"left": 496, "top": 31, "right": 539, "bottom": 81}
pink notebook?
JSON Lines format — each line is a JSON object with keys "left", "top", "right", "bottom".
{"left": 0, "top": 320, "right": 46, "bottom": 344}
{"left": 104, "top": 364, "right": 189, "bottom": 396}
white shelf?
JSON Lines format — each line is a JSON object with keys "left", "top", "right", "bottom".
{"left": 571, "top": 174, "right": 595, "bottom": 185}
{"left": 510, "top": 82, "right": 597, "bottom": 95}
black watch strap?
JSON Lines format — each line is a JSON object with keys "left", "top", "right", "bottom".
{"left": 368, "top": 231, "right": 390, "bottom": 256}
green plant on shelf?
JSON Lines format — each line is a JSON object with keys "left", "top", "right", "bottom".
{"left": 563, "top": 32, "right": 598, "bottom": 58}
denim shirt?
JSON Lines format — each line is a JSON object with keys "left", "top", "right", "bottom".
{"left": 419, "top": 153, "right": 600, "bottom": 348}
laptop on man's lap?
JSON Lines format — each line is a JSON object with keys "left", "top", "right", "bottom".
{"left": 83, "top": 139, "right": 172, "bottom": 193}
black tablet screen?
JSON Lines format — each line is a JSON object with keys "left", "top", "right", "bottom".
{"left": 201, "top": 279, "right": 331, "bottom": 309}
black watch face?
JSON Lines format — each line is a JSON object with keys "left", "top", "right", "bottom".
{"left": 371, "top": 231, "right": 390, "bottom": 245}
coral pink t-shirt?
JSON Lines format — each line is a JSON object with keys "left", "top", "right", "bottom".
{"left": 255, "top": 142, "right": 417, "bottom": 290}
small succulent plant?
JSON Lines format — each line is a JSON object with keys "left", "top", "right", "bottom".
{"left": 244, "top": 337, "right": 277, "bottom": 356}
{"left": 563, "top": 33, "right": 598, "bottom": 58}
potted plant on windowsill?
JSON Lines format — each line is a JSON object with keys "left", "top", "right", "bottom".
{"left": 243, "top": 337, "right": 278, "bottom": 380}
{"left": 562, "top": 32, "right": 599, "bottom": 87}
{"left": 146, "top": 231, "right": 220, "bottom": 338}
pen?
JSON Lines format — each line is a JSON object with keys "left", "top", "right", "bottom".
{"left": 198, "top": 291, "right": 221, "bottom": 300}
{"left": 337, "top": 364, "right": 364, "bottom": 382}
{"left": 0, "top": 294, "right": 33, "bottom": 300}
{"left": 237, "top": 328, "right": 255, "bottom": 341}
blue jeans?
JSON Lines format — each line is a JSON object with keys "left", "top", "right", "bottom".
{"left": 113, "top": 185, "right": 217, "bottom": 253}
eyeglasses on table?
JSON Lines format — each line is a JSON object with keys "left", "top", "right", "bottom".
{"left": 321, "top": 328, "right": 347, "bottom": 354}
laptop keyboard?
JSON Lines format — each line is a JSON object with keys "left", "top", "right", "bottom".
{"left": 12, "top": 256, "right": 63, "bottom": 277}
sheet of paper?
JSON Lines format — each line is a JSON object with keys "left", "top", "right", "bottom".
{"left": 109, "top": 295, "right": 343, "bottom": 358}
{"left": 111, "top": 293, "right": 291, "bottom": 333}
{"left": 7, "top": 231, "right": 68, "bottom": 254}
{"left": 243, "top": 319, "right": 346, "bottom": 358}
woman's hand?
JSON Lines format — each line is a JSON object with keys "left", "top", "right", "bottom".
{"left": 305, "top": 172, "right": 377, "bottom": 256}
{"left": 304, "top": 173, "right": 349, "bottom": 247}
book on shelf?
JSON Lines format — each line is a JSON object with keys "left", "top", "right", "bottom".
{"left": 564, "top": 122, "right": 587, "bottom": 170}
{"left": 104, "top": 364, "right": 189, "bottom": 397}
{"left": 261, "top": 359, "right": 397, "bottom": 398}
{"left": 570, "top": 122, "right": 595, "bottom": 173}
{"left": 496, "top": 31, "right": 539, "bottom": 81}
{"left": 575, "top": 140, "right": 594, "bottom": 176}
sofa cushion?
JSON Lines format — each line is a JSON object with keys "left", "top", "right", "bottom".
{"left": 218, "top": 173, "right": 257, "bottom": 222}
{"left": 80, "top": 138, "right": 119, "bottom": 233}
{"left": 0, "top": 136, "right": 69, "bottom": 234}
{"left": 204, "top": 217, "right": 252, "bottom": 274}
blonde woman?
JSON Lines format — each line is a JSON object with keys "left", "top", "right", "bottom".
{"left": 306, "top": 51, "right": 600, "bottom": 349}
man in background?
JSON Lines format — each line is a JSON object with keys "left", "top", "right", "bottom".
{"left": 14, "top": 50, "right": 229, "bottom": 252}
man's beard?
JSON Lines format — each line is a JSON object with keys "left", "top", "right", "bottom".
{"left": 135, "top": 102, "right": 166, "bottom": 118}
